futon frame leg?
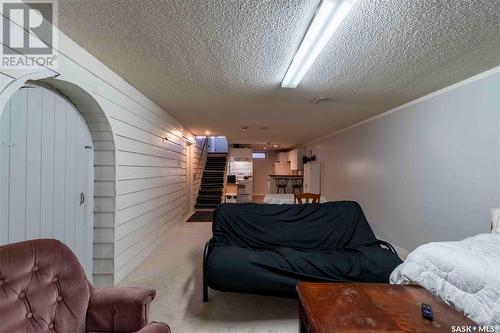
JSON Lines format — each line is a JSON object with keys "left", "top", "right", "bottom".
{"left": 203, "top": 282, "right": 208, "bottom": 302}
{"left": 203, "top": 238, "right": 213, "bottom": 302}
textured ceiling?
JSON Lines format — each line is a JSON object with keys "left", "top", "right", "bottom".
{"left": 58, "top": 0, "right": 500, "bottom": 147}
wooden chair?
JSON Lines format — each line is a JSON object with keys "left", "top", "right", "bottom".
{"left": 294, "top": 193, "right": 321, "bottom": 204}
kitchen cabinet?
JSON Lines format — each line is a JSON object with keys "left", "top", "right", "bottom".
{"left": 278, "top": 152, "right": 289, "bottom": 162}
{"left": 275, "top": 152, "right": 290, "bottom": 175}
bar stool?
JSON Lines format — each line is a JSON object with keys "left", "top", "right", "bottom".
{"left": 275, "top": 178, "right": 288, "bottom": 194}
{"left": 291, "top": 178, "right": 303, "bottom": 193}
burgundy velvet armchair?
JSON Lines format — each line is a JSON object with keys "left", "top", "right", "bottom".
{"left": 0, "top": 239, "right": 170, "bottom": 333}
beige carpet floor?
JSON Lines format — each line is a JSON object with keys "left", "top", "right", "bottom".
{"left": 118, "top": 221, "right": 298, "bottom": 333}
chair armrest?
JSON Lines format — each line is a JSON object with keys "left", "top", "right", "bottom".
{"left": 135, "top": 322, "right": 171, "bottom": 333}
{"left": 86, "top": 287, "right": 156, "bottom": 332}
{"left": 377, "top": 239, "right": 398, "bottom": 256}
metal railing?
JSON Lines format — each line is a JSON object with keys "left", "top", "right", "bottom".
{"left": 193, "top": 136, "right": 208, "bottom": 183}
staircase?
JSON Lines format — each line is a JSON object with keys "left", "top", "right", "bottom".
{"left": 195, "top": 153, "right": 227, "bottom": 209}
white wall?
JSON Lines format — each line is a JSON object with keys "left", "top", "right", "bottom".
{"left": 0, "top": 19, "right": 203, "bottom": 285}
{"left": 307, "top": 68, "right": 500, "bottom": 254}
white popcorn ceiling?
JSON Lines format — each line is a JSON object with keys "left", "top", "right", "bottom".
{"left": 58, "top": 0, "right": 500, "bottom": 147}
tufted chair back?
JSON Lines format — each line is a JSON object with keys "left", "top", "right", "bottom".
{"left": 0, "top": 239, "right": 90, "bottom": 333}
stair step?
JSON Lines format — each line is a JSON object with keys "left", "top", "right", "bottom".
{"left": 195, "top": 204, "right": 220, "bottom": 209}
{"left": 195, "top": 154, "right": 227, "bottom": 210}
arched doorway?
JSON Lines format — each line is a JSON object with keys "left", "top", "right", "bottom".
{"left": 0, "top": 73, "right": 116, "bottom": 285}
{"left": 1, "top": 82, "right": 94, "bottom": 276}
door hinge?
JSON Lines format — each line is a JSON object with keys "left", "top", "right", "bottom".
{"left": 80, "top": 192, "right": 85, "bottom": 205}
{"left": 84, "top": 145, "right": 93, "bottom": 149}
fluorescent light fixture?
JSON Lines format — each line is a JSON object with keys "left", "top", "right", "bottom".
{"left": 281, "top": 0, "right": 355, "bottom": 88}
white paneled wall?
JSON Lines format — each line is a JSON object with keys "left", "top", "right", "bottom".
{"left": 0, "top": 20, "right": 205, "bottom": 285}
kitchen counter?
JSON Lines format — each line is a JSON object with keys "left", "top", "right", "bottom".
{"left": 268, "top": 174, "right": 303, "bottom": 194}
{"left": 263, "top": 194, "right": 327, "bottom": 204}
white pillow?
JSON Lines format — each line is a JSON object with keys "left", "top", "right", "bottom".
{"left": 492, "top": 208, "right": 500, "bottom": 233}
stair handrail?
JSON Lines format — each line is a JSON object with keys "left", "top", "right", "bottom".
{"left": 193, "top": 136, "right": 208, "bottom": 182}
{"left": 221, "top": 154, "right": 229, "bottom": 204}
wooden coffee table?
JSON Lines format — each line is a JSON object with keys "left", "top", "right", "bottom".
{"left": 297, "top": 282, "right": 476, "bottom": 333}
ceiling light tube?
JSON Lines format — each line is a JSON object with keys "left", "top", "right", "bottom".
{"left": 281, "top": 0, "right": 355, "bottom": 88}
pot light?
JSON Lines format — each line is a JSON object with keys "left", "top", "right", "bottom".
{"left": 240, "top": 126, "right": 248, "bottom": 130}
{"left": 281, "top": 0, "right": 355, "bottom": 88}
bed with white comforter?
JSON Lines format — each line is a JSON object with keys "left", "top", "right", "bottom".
{"left": 390, "top": 233, "right": 500, "bottom": 325}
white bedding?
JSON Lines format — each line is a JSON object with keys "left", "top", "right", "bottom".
{"left": 390, "top": 233, "right": 500, "bottom": 325}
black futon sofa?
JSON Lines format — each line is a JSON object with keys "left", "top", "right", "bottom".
{"left": 203, "top": 201, "right": 402, "bottom": 301}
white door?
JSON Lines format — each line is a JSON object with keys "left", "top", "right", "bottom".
{"left": 0, "top": 83, "right": 94, "bottom": 278}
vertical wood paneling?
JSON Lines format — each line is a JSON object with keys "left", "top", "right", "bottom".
{"left": 25, "top": 87, "right": 42, "bottom": 239}
{"left": 0, "top": 101, "right": 10, "bottom": 244}
{"left": 64, "top": 101, "right": 77, "bottom": 248}
{"left": 40, "top": 87, "right": 55, "bottom": 237}
{"left": 1, "top": 85, "right": 94, "bottom": 278}
{"left": 8, "top": 89, "right": 27, "bottom": 242}
{"left": 53, "top": 95, "right": 66, "bottom": 241}
{"left": 74, "top": 112, "right": 86, "bottom": 267}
